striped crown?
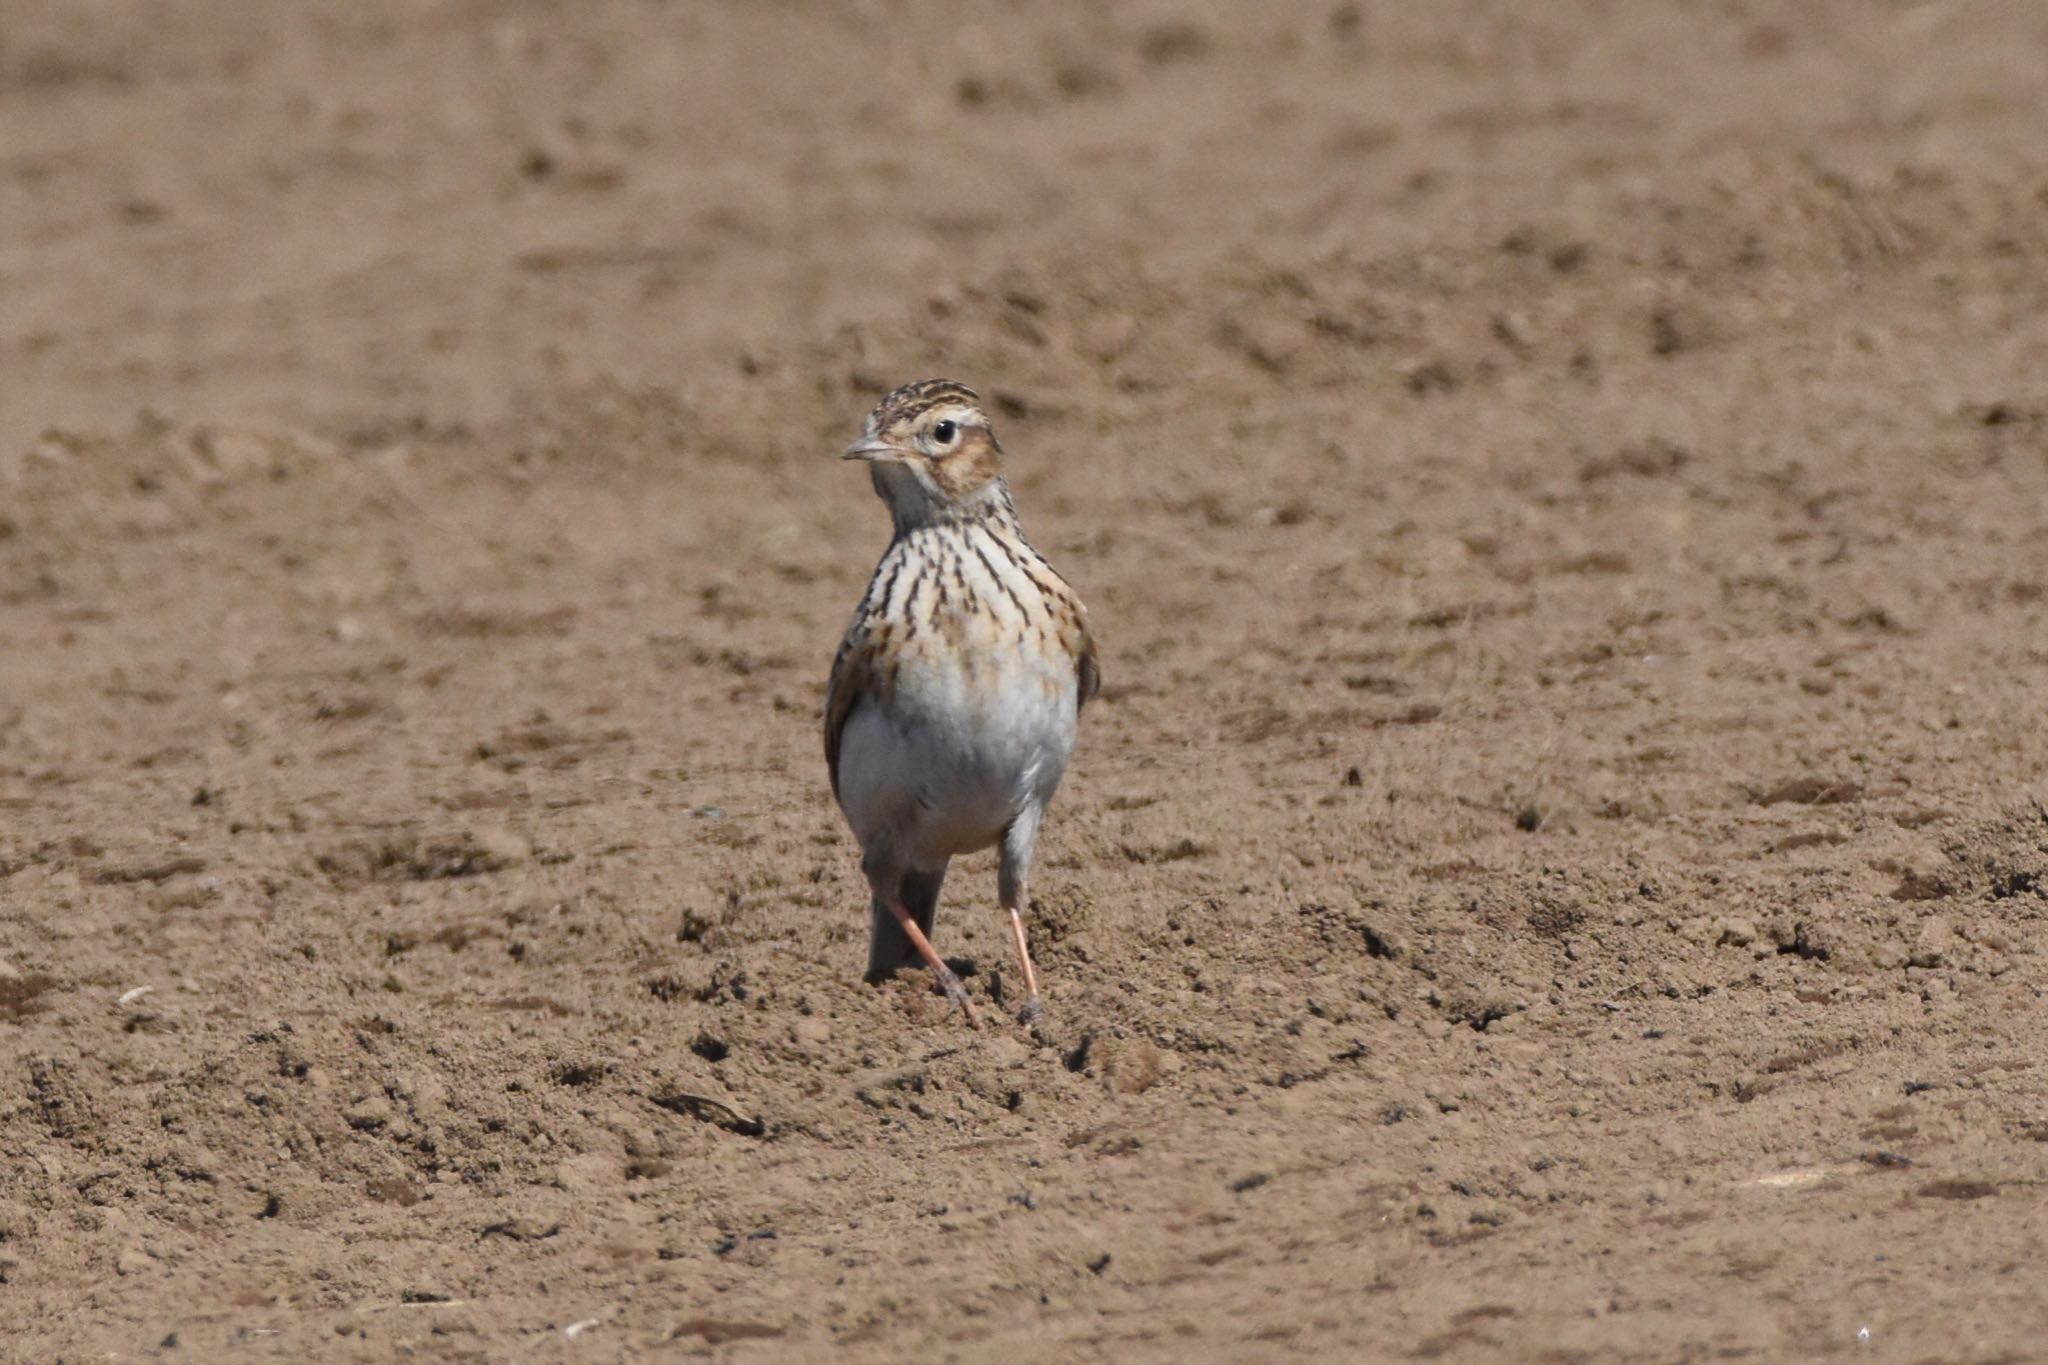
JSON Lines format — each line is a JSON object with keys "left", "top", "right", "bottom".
{"left": 865, "top": 378, "right": 981, "bottom": 432}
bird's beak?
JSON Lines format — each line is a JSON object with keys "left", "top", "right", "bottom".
{"left": 840, "top": 438, "right": 904, "bottom": 462}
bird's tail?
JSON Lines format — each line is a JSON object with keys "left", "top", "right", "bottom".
{"left": 865, "top": 864, "right": 947, "bottom": 981}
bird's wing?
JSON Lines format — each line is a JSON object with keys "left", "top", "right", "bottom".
{"left": 1075, "top": 616, "right": 1101, "bottom": 712}
{"left": 824, "top": 627, "right": 879, "bottom": 801}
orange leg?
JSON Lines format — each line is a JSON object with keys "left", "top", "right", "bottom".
{"left": 885, "top": 898, "right": 979, "bottom": 1027}
{"left": 997, "top": 818, "right": 1047, "bottom": 1026}
{"left": 1006, "top": 903, "right": 1045, "bottom": 1024}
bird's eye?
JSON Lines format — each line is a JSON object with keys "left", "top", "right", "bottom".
{"left": 931, "top": 419, "right": 958, "bottom": 445}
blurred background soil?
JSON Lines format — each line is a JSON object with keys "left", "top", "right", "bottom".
{"left": 4, "top": 2, "right": 2048, "bottom": 1359}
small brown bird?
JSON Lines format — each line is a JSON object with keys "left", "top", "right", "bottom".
{"left": 825, "top": 379, "right": 1099, "bottom": 1026}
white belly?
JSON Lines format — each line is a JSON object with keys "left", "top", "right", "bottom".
{"left": 836, "top": 649, "right": 1077, "bottom": 867}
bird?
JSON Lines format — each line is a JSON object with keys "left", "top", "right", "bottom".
{"left": 824, "top": 378, "right": 1099, "bottom": 1027}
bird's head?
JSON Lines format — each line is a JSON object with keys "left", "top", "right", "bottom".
{"left": 842, "top": 379, "right": 1007, "bottom": 525}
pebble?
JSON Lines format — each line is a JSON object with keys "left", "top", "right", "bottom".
{"left": 792, "top": 1017, "right": 832, "bottom": 1049}
{"left": 1715, "top": 917, "right": 1757, "bottom": 948}
{"left": 1910, "top": 916, "right": 1953, "bottom": 968}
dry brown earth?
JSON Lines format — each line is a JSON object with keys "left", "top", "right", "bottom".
{"left": 5, "top": 3, "right": 2048, "bottom": 1360}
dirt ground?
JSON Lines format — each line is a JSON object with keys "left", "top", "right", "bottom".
{"left": 5, "top": 2, "right": 2048, "bottom": 1360}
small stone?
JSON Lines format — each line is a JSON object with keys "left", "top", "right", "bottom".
{"left": 1102, "top": 1041, "right": 1166, "bottom": 1095}
{"left": 343, "top": 1095, "right": 393, "bottom": 1132}
{"left": 1715, "top": 918, "right": 1757, "bottom": 948}
{"left": 1491, "top": 311, "right": 1536, "bottom": 354}
{"left": 481, "top": 1216, "right": 560, "bottom": 1242}
{"left": 1883, "top": 842, "right": 1954, "bottom": 901}
{"left": 791, "top": 1017, "right": 831, "bottom": 1049}
{"left": 981, "top": 1035, "right": 1029, "bottom": 1069}
{"left": 1909, "top": 916, "right": 1952, "bottom": 969}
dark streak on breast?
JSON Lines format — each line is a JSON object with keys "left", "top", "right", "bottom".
{"left": 969, "top": 535, "right": 1032, "bottom": 622}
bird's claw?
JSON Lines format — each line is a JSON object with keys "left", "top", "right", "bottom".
{"left": 936, "top": 967, "right": 980, "bottom": 1027}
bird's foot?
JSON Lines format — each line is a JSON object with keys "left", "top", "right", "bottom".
{"left": 935, "top": 965, "right": 980, "bottom": 1027}
{"left": 1017, "top": 994, "right": 1046, "bottom": 1027}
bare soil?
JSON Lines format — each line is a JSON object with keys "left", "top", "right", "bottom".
{"left": 5, "top": 3, "right": 2048, "bottom": 1360}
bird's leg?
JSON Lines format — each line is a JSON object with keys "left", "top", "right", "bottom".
{"left": 998, "top": 815, "right": 1045, "bottom": 1025}
{"left": 1004, "top": 896, "right": 1044, "bottom": 1025}
{"left": 884, "top": 897, "right": 979, "bottom": 1027}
